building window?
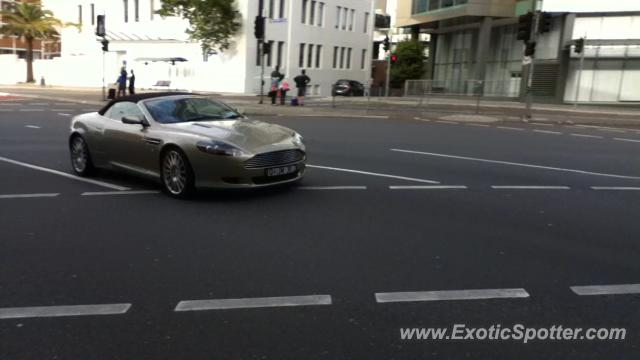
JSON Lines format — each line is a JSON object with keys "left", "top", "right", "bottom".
{"left": 277, "top": 41, "right": 285, "bottom": 67}
{"left": 339, "top": 47, "right": 345, "bottom": 68}
{"left": 134, "top": 0, "right": 139, "bottom": 22}
{"left": 256, "top": 40, "right": 262, "bottom": 66}
{"left": 349, "top": 9, "right": 354, "bottom": 31}
{"left": 309, "top": 1, "right": 315, "bottom": 25}
{"left": 363, "top": 12, "right": 369, "bottom": 33}
{"left": 342, "top": 8, "right": 347, "bottom": 30}
{"left": 268, "top": 0, "right": 274, "bottom": 19}
{"left": 123, "top": 0, "right": 128, "bottom": 22}
{"left": 361, "top": 49, "right": 366, "bottom": 69}
{"left": 299, "top": 43, "right": 305, "bottom": 67}
{"left": 317, "top": 2, "right": 324, "bottom": 26}
{"left": 78, "top": 5, "right": 82, "bottom": 26}
{"left": 279, "top": 0, "right": 285, "bottom": 19}
{"left": 266, "top": 40, "right": 274, "bottom": 67}
{"left": 307, "top": 44, "right": 314, "bottom": 68}
{"left": 333, "top": 46, "right": 338, "bottom": 69}
{"left": 315, "top": 45, "right": 322, "bottom": 68}
{"left": 346, "top": 48, "right": 352, "bottom": 69}
{"left": 301, "top": 0, "right": 307, "bottom": 24}
{"left": 150, "top": 0, "right": 154, "bottom": 20}
{"left": 91, "top": 4, "right": 95, "bottom": 25}
{"left": 335, "top": 6, "right": 340, "bottom": 29}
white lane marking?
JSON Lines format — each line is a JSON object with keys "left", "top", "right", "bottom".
{"left": 598, "top": 128, "right": 627, "bottom": 133}
{"left": 81, "top": 190, "right": 159, "bottom": 196}
{"left": 0, "top": 193, "right": 59, "bottom": 199}
{"left": 25, "top": 125, "right": 41, "bottom": 129}
{"left": 280, "top": 114, "right": 389, "bottom": 119}
{"left": 0, "top": 303, "right": 131, "bottom": 319}
{"left": 389, "top": 185, "right": 467, "bottom": 190}
{"left": 613, "top": 137, "right": 640, "bottom": 144}
{"left": 19, "top": 109, "right": 45, "bottom": 112}
{"left": 175, "top": 295, "right": 332, "bottom": 311}
{"left": 465, "top": 123, "right": 490, "bottom": 127}
{"left": 414, "top": 117, "right": 432, "bottom": 122}
{"left": 390, "top": 149, "right": 640, "bottom": 180}
{"left": 570, "top": 133, "right": 603, "bottom": 139}
{"left": 0, "top": 156, "right": 130, "bottom": 191}
{"left": 52, "top": 109, "right": 73, "bottom": 112}
{"left": 435, "top": 120, "right": 458, "bottom": 125}
{"left": 57, "top": 113, "right": 72, "bottom": 117}
{"left": 491, "top": 186, "right": 570, "bottom": 190}
{"left": 591, "top": 186, "right": 640, "bottom": 191}
{"left": 307, "top": 164, "right": 440, "bottom": 184}
{"left": 496, "top": 126, "right": 525, "bottom": 131}
{"left": 531, "top": 122, "right": 554, "bottom": 127}
{"left": 532, "top": 129, "right": 562, "bottom": 135}
{"left": 296, "top": 186, "right": 367, "bottom": 190}
{"left": 28, "top": 102, "right": 49, "bottom": 106}
{"left": 375, "top": 288, "right": 529, "bottom": 303}
{"left": 571, "top": 284, "right": 640, "bottom": 296}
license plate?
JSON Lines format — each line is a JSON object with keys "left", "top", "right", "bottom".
{"left": 265, "top": 165, "right": 298, "bottom": 177}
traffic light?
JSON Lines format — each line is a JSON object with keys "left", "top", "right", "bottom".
{"left": 262, "top": 41, "right": 271, "bottom": 55}
{"left": 390, "top": 54, "right": 398, "bottom": 64}
{"left": 101, "top": 39, "right": 109, "bottom": 52}
{"left": 524, "top": 41, "right": 536, "bottom": 57}
{"left": 96, "top": 15, "right": 106, "bottom": 37}
{"left": 517, "top": 12, "right": 533, "bottom": 42}
{"left": 383, "top": 36, "right": 390, "bottom": 52}
{"left": 538, "top": 12, "right": 552, "bottom": 34}
{"left": 254, "top": 16, "right": 265, "bottom": 39}
{"left": 574, "top": 37, "right": 585, "bottom": 54}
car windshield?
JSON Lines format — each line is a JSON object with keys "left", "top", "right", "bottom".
{"left": 145, "top": 97, "right": 240, "bottom": 124}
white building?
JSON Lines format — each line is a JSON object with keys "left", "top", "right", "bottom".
{"left": 22, "top": 0, "right": 375, "bottom": 96}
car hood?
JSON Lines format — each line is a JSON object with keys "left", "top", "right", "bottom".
{"left": 162, "top": 119, "right": 296, "bottom": 151}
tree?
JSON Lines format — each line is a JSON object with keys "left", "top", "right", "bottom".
{"left": 390, "top": 40, "right": 426, "bottom": 88}
{"left": 157, "top": 0, "right": 241, "bottom": 53}
{"left": 0, "top": 2, "right": 64, "bottom": 83}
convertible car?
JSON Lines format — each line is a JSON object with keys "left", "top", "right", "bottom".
{"left": 68, "top": 93, "right": 306, "bottom": 197}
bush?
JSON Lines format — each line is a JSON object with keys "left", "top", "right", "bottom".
{"left": 390, "top": 40, "right": 426, "bottom": 88}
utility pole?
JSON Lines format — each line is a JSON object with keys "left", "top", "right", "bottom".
{"left": 573, "top": 37, "right": 586, "bottom": 109}
{"left": 523, "top": 0, "right": 542, "bottom": 119}
{"left": 255, "top": 0, "right": 266, "bottom": 104}
{"left": 96, "top": 15, "right": 107, "bottom": 101}
{"left": 383, "top": 33, "right": 391, "bottom": 97}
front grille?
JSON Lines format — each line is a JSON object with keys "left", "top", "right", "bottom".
{"left": 244, "top": 149, "right": 305, "bottom": 169}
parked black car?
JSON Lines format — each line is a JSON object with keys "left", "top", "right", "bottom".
{"left": 331, "top": 80, "right": 365, "bottom": 97}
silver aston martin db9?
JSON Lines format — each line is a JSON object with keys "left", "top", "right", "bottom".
{"left": 68, "top": 93, "right": 306, "bottom": 197}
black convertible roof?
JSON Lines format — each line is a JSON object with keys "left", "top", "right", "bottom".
{"left": 98, "top": 92, "right": 193, "bottom": 115}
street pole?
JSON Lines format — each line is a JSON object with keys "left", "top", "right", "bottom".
{"left": 524, "top": 0, "right": 542, "bottom": 119}
{"left": 384, "top": 30, "right": 391, "bottom": 97}
{"left": 102, "top": 47, "right": 106, "bottom": 101}
{"left": 573, "top": 37, "right": 585, "bottom": 109}
{"left": 258, "top": 0, "right": 265, "bottom": 104}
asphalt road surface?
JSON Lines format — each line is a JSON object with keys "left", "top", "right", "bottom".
{"left": 1, "top": 97, "right": 640, "bottom": 359}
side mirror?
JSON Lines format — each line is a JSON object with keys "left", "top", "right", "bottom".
{"left": 234, "top": 107, "right": 245, "bottom": 115}
{"left": 122, "top": 115, "right": 148, "bottom": 126}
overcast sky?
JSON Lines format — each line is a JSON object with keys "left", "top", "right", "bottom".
{"left": 542, "top": 0, "right": 640, "bottom": 12}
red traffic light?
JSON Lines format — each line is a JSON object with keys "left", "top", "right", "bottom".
{"left": 390, "top": 54, "right": 398, "bottom": 63}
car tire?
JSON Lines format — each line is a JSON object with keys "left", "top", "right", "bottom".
{"left": 69, "top": 135, "right": 95, "bottom": 176}
{"left": 160, "top": 147, "right": 195, "bottom": 198}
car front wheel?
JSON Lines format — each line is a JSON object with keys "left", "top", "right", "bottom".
{"left": 161, "top": 148, "right": 194, "bottom": 198}
{"left": 70, "top": 135, "right": 94, "bottom": 176}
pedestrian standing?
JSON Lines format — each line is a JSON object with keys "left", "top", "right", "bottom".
{"left": 128, "top": 70, "right": 136, "bottom": 95}
{"left": 279, "top": 79, "right": 290, "bottom": 105}
{"left": 269, "top": 65, "right": 284, "bottom": 105}
{"left": 117, "top": 69, "right": 127, "bottom": 98}
{"left": 294, "top": 69, "right": 311, "bottom": 106}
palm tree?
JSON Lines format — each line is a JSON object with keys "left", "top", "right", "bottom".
{"left": 0, "top": 2, "right": 64, "bottom": 83}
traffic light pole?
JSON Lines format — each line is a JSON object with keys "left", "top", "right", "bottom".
{"left": 384, "top": 31, "right": 391, "bottom": 97}
{"left": 102, "top": 44, "right": 106, "bottom": 101}
{"left": 258, "top": 0, "right": 265, "bottom": 105}
{"left": 573, "top": 38, "right": 586, "bottom": 109}
{"left": 524, "top": 0, "right": 542, "bottom": 119}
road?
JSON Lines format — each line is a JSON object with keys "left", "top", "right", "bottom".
{"left": 1, "top": 96, "right": 639, "bottom": 359}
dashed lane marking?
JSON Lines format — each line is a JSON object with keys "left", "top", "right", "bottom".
{"left": 296, "top": 186, "right": 367, "bottom": 190}
{"left": 591, "top": 187, "right": 640, "bottom": 191}
{"left": 0, "top": 303, "right": 131, "bottom": 319}
{"left": 0, "top": 156, "right": 131, "bottom": 191}
{"left": 491, "top": 186, "right": 570, "bottom": 190}
{"left": 0, "top": 193, "right": 59, "bottom": 199}
{"left": 389, "top": 185, "right": 467, "bottom": 190}
{"left": 570, "top": 133, "right": 603, "bottom": 139}
{"left": 465, "top": 123, "right": 490, "bottom": 127}
{"left": 57, "top": 113, "right": 72, "bottom": 117}
{"left": 435, "top": 120, "right": 459, "bottom": 125}
{"left": 571, "top": 284, "right": 640, "bottom": 296}
{"left": 175, "top": 295, "right": 332, "bottom": 311}
{"left": 496, "top": 126, "right": 525, "bottom": 131}
{"left": 25, "top": 125, "right": 41, "bottom": 129}
{"left": 19, "top": 109, "right": 44, "bottom": 112}
{"left": 390, "top": 149, "right": 640, "bottom": 180}
{"left": 81, "top": 190, "right": 160, "bottom": 196}
{"left": 530, "top": 122, "right": 554, "bottom": 127}
{"left": 375, "top": 288, "right": 530, "bottom": 303}
{"left": 307, "top": 164, "right": 440, "bottom": 184}
{"left": 532, "top": 129, "right": 562, "bottom": 135}
{"left": 613, "top": 138, "right": 640, "bottom": 144}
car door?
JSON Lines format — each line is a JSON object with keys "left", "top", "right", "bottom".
{"left": 102, "top": 102, "right": 157, "bottom": 175}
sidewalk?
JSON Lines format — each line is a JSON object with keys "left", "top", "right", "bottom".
{"left": 2, "top": 84, "right": 639, "bottom": 126}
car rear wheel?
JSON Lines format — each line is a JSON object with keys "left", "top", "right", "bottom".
{"left": 161, "top": 148, "right": 194, "bottom": 198}
{"left": 70, "top": 135, "right": 94, "bottom": 176}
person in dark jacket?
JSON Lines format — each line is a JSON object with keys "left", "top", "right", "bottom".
{"left": 269, "top": 65, "right": 284, "bottom": 105}
{"left": 128, "top": 70, "right": 136, "bottom": 95}
{"left": 117, "top": 69, "right": 127, "bottom": 98}
{"left": 293, "top": 69, "right": 311, "bottom": 106}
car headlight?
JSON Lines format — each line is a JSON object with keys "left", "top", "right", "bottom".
{"left": 196, "top": 141, "right": 247, "bottom": 157}
{"left": 292, "top": 133, "right": 304, "bottom": 146}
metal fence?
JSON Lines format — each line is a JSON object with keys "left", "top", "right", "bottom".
{"left": 404, "top": 79, "right": 522, "bottom": 98}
